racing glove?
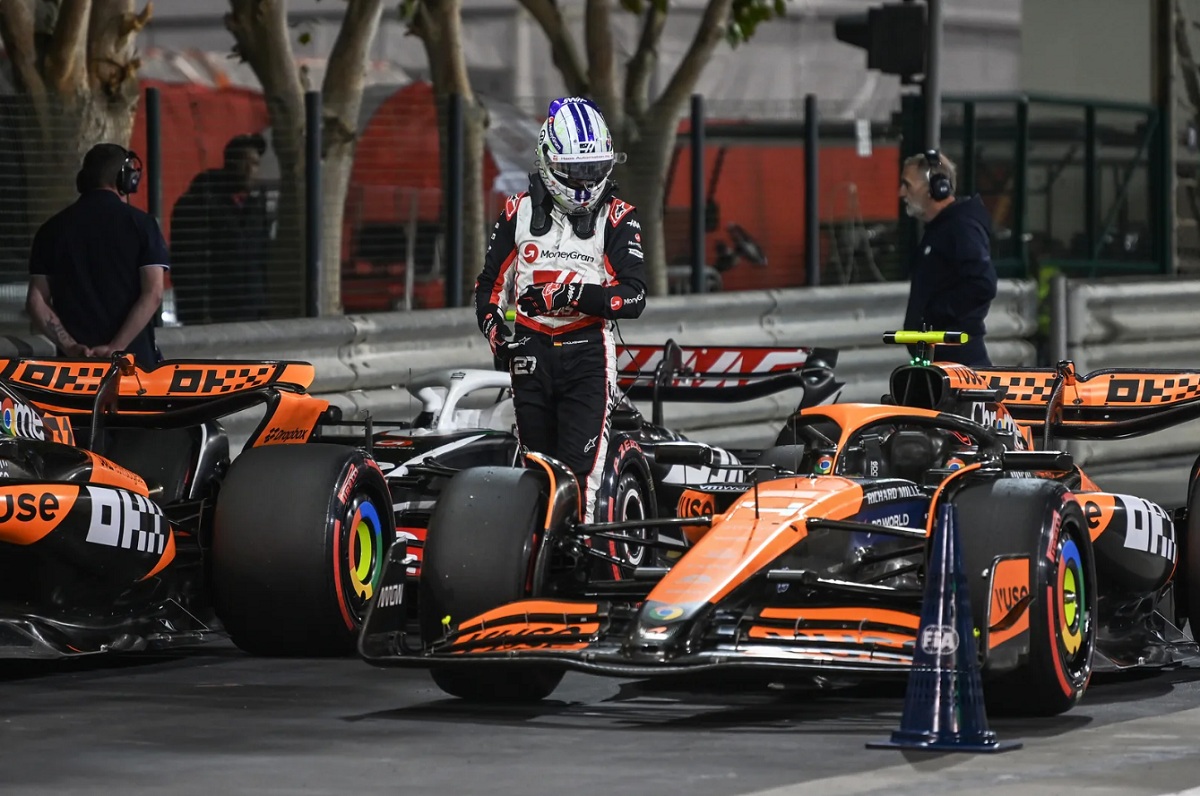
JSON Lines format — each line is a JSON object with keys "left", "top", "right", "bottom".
{"left": 517, "top": 281, "right": 584, "bottom": 317}
{"left": 482, "top": 311, "right": 518, "bottom": 365}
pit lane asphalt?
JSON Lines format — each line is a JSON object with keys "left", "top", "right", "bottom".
{"left": 3, "top": 469, "right": 1199, "bottom": 796}
{"left": 2, "top": 642, "right": 1200, "bottom": 796}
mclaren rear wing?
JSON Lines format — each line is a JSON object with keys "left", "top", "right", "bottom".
{"left": 947, "top": 363, "right": 1200, "bottom": 439}
{"left": 616, "top": 340, "right": 841, "bottom": 426}
{"left": 0, "top": 357, "right": 317, "bottom": 416}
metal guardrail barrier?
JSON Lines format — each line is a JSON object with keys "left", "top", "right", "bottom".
{"left": 1058, "top": 276, "right": 1200, "bottom": 472}
{"left": 146, "top": 280, "right": 1037, "bottom": 451}
{"left": 33, "top": 278, "right": 1200, "bottom": 471}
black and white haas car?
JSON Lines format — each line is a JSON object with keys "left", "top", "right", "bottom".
{"left": 335, "top": 340, "right": 842, "bottom": 620}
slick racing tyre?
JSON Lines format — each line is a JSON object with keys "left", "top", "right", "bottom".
{"left": 594, "top": 439, "right": 657, "bottom": 571}
{"left": 1183, "top": 471, "right": 1200, "bottom": 633}
{"left": 212, "top": 444, "right": 393, "bottom": 656}
{"left": 607, "top": 469, "right": 652, "bottom": 567}
{"left": 420, "top": 466, "right": 564, "bottom": 702}
{"left": 953, "top": 479, "right": 1096, "bottom": 716}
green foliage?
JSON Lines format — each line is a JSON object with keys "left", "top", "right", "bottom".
{"left": 728, "top": 0, "right": 789, "bottom": 46}
{"left": 617, "top": 0, "right": 790, "bottom": 47}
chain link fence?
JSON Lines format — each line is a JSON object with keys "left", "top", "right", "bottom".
{"left": 0, "top": 83, "right": 915, "bottom": 331}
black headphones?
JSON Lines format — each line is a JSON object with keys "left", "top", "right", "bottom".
{"left": 75, "top": 145, "right": 143, "bottom": 195}
{"left": 924, "top": 149, "right": 952, "bottom": 202}
{"left": 116, "top": 149, "right": 143, "bottom": 196}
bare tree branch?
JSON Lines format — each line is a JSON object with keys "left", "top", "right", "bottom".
{"left": 226, "top": 0, "right": 304, "bottom": 101}
{"left": 623, "top": 3, "right": 667, "bottom": 118}
{"left": 585, "top": 0, "right": 618, "bottom": 111}
{"left": 517, "top": 0, "right": 589, "bottom": 96}
{"left": 226, "top": 0, "right": 309, "bottom": 315}
{"left": 46, "top": 0, "right": 92, "bottom": 94}
{"left": 0, "top": 0, "right": 49, "bottom": 99}
{"left": 654, "top": 0, "right": 732, "bottom": 117}
{"left": 88, "top": 1, "right": 152, "bottom": 99}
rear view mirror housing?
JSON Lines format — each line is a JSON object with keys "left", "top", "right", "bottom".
{"left": 654, "top": 441, "right": 714, "bottom": 467}
{"left": 1000, "top": 450, "right": 1073, "bottom": 473}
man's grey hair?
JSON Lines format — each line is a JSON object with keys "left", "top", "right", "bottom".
{"left": 903, "top": 151, "right": 957, "bottom": 192}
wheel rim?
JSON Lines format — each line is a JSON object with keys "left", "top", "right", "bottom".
{"left": 1056, "top": 531, "right": 1090, "bottom": 678}
{"left": 618, "top": 484, "right": 648, "bottom": 566}
{"left": 339, "top": 493, "right": 386, "bottom": 625}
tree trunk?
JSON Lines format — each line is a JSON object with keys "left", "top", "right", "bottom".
{"left": 319, "top": 0, "right": 384, "bottom": 315}
{"left": 459, "top": 99, "right": 489, "bottom": 303}
{"left": 268, "top": 94, "right": 309, "bottom": 318}
{"left": 410, "top": 0, "right": 489, "bottom": 308}
{"left": 227, "top": 0, "right": 306, "bottom": 318}
{"left": 0, "top": 0, "right": 150, "bottom": 267}
{"left": 614, "top": 119, "right": 675, "bottom": 296}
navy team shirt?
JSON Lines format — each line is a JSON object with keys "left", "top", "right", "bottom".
{"left": 29, "top": 190, "right": 170, "bottom": 366}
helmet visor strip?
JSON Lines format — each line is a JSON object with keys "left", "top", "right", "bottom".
{"left": 545, "top": 150, "right": 614, "bottom": 190}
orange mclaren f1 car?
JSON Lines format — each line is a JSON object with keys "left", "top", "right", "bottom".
{"left": 360, "top": 332, "right": 1198, "bottom": 715}
{"left": 0, "top": 353, "right": 393, "bottom": 658}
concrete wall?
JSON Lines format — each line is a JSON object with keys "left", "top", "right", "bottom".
{"left": 1020, "top": 0, "right": 1153, "bottom": 103}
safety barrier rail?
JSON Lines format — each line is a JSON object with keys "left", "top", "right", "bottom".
{"left": 1053, "top": 276, "right": 1200, "bottom": 473}
{"left": 10, "top": 277, "right": 1199, "bottom": 480}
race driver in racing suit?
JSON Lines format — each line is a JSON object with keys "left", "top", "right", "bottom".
{"left": 474, "top": 96, "right": 647, "bottom": 524}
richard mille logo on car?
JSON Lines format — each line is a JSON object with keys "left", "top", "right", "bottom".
{"left": 920, "top": 624, "right": 959, "bottom": 656}
{"left": 863, "top": 484, "right": 922, "bottom": 505}
{"left": 376, "top": 583, "right": 403, "bottom": 608}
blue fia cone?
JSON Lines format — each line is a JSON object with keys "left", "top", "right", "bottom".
{"left": 868, "top": 503, "right": 1021, "bottom": 753}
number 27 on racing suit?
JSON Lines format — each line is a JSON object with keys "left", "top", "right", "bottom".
{"left": 473, "top": 187, "right": 647, "bottom": 524}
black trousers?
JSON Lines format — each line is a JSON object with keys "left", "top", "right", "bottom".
{"left": 509, "top": 324, "right": 615, "bottom": 522}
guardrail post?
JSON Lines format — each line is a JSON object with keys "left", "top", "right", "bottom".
{"left": 145, "top": 87, "right": 162, "bottom": 223}
{"left": 805, "top": 93, "right": 820, "bottom": 287}
{"left": 445, "top": 93, "right": 464, "bottom": 308}
{"left": 1014, "top": 98, "right": 1029, "bottom": 277}
{"left": 1049, "top": 272, "right": 1069, "bottom": 364}
{"left": 690, "top": 94, "right": 706, "bottom": 295}
{"left": 961, "top": 100, "right": 976, "bottom": 196}
{"left": 305, "top": 90, "right": 322, "bottom": 318}
{"left": 1084, "top": 105, "right": 1097, "bottom": 260}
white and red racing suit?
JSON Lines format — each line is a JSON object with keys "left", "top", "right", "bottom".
{"left": 473, "top": 177, "right": 647, "bottom": 523}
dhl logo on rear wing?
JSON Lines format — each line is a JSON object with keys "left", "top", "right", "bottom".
{"left": 0, "top": 358, "right": 316, "bottom": 414}
{"left": 615, "top": 341, "right": 840, "bottom": 404}
{"left": 947, "top": 364, "right": 1200, "bottom": 439}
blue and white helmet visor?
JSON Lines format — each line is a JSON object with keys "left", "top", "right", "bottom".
{"left": 543, "top": 149, "right": 615, "bottom": 189}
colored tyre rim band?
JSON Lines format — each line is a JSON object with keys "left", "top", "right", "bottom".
{"left": 1057, "top": 535, "right": 1087, "bottom": 672}
{"left": 342, "top": 494, "right": 385, "bottom": 622}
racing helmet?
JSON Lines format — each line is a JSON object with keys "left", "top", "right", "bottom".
{"left": 536, "top": 97, "right": 619, "bottom": 215}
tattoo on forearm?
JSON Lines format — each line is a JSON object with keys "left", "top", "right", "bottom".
{"left": 45, "top": 317, "right": 74, "bottom": 350}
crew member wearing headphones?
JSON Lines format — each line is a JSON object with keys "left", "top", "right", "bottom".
{"left": 898, "top": 150, "right": 997, "bottom": 367}
{"left": 25, "top": 143, "right": 169, "bottom": 367}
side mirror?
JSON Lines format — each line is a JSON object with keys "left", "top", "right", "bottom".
{"left": 653, "top": 441, "right": 714, "bottom": 467}
{"left": 1000, "top": 450, "right": 1073, "bottom": 472}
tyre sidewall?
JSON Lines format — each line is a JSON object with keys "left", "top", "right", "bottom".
{"left": 212, "top": 444, "right": 393, "bottom": 655}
